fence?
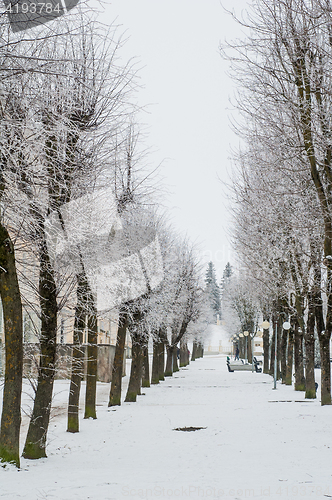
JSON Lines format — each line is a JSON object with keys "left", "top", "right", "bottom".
{"left": 205, "top": 345, "right": 232, "bottom": 355}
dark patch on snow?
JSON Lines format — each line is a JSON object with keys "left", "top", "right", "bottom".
{"left": 173, "top": 426, "right": 207, "bottom": 432}
{"left": 268, "top": 400, "right": 315, "bottom": 403}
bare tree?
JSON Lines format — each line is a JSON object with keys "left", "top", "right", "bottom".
{"left": 223, "top": 0, "right": 332, "bottom": 404}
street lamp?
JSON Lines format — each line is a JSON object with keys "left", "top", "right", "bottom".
{"left": 273, "top": 320, "right": 291, "bottom": 390}
{"left": 244, "top": 331, "right": 249, "bottom": 362}
{"left": 257, "top": 329, "right": 264, "bottom": 342}
{"left": 261, "top": 320, "right": 270, "bottom": 330}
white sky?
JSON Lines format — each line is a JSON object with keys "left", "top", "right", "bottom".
{"left": 95, "top": 0, "right": 249, "bottom": 279}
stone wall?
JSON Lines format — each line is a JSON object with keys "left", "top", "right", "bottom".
{"left": 2, "top": 343, "right": 126, "bottom": 383}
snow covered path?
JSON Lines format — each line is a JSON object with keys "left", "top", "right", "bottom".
{"left": 1, "top": 355, "right": 332, "bottom": 500}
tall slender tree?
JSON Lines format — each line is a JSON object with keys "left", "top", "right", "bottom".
{"left": 205, "top": 262, "right": 221, "bottom": 321}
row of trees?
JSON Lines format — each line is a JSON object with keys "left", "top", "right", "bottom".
{"left": 222, "top": 0, "right": 332, "bottom": 404}
{"left": 222, "top": 270, "right": 315, "bottom": 393}
{"left": 205, "top": 261, "right": 235, "bottom": 322}
{"left": 0, "top": 8, "right": 209, "bottom": 467}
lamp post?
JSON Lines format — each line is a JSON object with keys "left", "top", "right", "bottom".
{"left": 244, "top": 331, "right": 249, "bottom": 363}
{"left": 273, "top": 320, "right": 291, "bottom": 390}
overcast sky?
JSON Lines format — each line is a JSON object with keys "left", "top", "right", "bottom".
{"left": 96, "top": 0, "right": 249, "bottom": 280}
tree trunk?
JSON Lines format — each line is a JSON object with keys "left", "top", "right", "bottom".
{"left": 294, "top": 321, "right": 305, "bottom": 391}
{"left": 192, "top": 341, "right": 198, "bottom": 361}
{"left": 197, "top": 342, "right": 204, "bottom": 358}
{"left": 165, "top": 345, "right": 173, "bottom": 377}
{"left": 151, "top": 337, "right": 160, "bottom": 385}
{"left": 276, "top": 319, "right": 282, "bottom": 380}
{"left": 324, "top": 267, "right": 332, "bottom": 403}
{"left": 23, "top": 232, "right": 57, "bottom": 459}
{"left": 242, "top": 336, "right": 246, "bottom": 359}
{"left": 0, "top": 228, "right": 23, "bottom": 467}
{"left": 84, "top": 308, "right": 98, "bottom": 419}
{"left": 285, "top": 328, "right": 294, "bottom": 386}
{"left": 263, "top": 328, "right": 270, "bottom": 374}
{"left": 109, "top": 310, "right": 127, "bottom": 406}
{"left": 280, "top": 328, "right": 287, "bottom": 384}
{"left": 180, "top": 340, "right": 188, "bottom": 367}
{"left": 318, "top": 335, "right": 330, "bottom": 405}
{"left": 125, "top": 333, "right": 143, "bottom": 402}
{"left": 67, "top": 272, "right": 87, "bottom": 433}
{"left": 269, "top": 325, "right": 275, "bottom": 376}
{"left": 247, "top": 336, "right": 252, "bottom": 363}
{"left": 142, "top": 344, "right": 150, "bottom": 388}
{"left": 304, "top": 291, "right": 316, "bottom": 399}
{"left": 314, "top": 266, "right": 331, "bottom": 405}
{"left": 173, "top": 346, "right": 179, "bottom": 372}
{"left": 158, "top": 341, "right": 165, "bottom": 380}
{"left": 185, "top": 344, "right": 190, "bottom": 365}
{"left": 198, "top": 342, "right": 203, "bottom": 358}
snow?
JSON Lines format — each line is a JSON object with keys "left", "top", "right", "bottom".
{"left": 1, "top": 355, "right": 332, "bottom": 499}
{"left": 204, "top": 324, "right": 232, "bottom": 354}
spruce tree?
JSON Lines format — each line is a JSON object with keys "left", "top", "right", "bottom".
{"left": 205, "top": 262, "right": 221, "bottom": 320}
{"left": 223, "top": 262, "right": 233, "bottom": 282}
{"left": 220, "top": 262, "right": 233, "bottom": 319}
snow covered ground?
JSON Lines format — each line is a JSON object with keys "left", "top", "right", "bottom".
{"left": 1, "top": 355, "right": 332, "bottom": 500}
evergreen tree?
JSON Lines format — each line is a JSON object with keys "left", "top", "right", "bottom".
{"left": 220, "top": 262, "right": 233, "bottom": 319}
{"left": 223, "top": 262, "right": 233, "bottom": 282}
{"left": 205, "top": 262, "right": 221, "bottom": 320}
